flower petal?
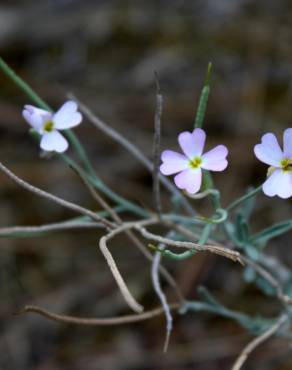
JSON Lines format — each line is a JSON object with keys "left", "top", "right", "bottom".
{"left": 40, "top": 131, "right": 69, "bottom": 153}
{"left": 53, "top": 101, "right": 82, "bottom": 130}
{"left": 160, "top": 150, "right": 189, "bottom": 175}
{"left": 254, "top": 133, "right": 284, "bottom": 167}
{"left": 22, "top": 105, "right": 51, "bottom": 131}
{"left": 178, "top": 128, "right": 206, "bottom": 159}
{"left": 201, "top": 145, "right": 228, "bottom": 171}
{"left": 283, "top": 128, "right": 292, "bottom": 157}
{"left": 174, "top": 168, "right": 202, "bottom": 194}
{"left": 262, "top": 169, "right": 292, "bottom": 198}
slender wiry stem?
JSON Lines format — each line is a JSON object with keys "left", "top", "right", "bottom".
{"left": 151, "top": 232, "right": 176, "bottom": 352}
{"left": 231, "top": 315, "right": 288, "bottom": 370}
{"left": 99, "top": 234, "right": 144, "bottom": 313}
{"left": 69, "top": 93, "right": 196, "bottom": 216}
{"left": 153, "top": 72, "right": 163, "bottom": 217}
{"left": 70, "top": 164, "right": 185, "bottom": 302}
{"left": 69, "top": 163, "right": 118, "bottom": 221}
{"left": 194, "top": 62, "right": 212, "bottom": 129}
{"left": 62, "top": 154, "right": 148, "bottom": 218}
{"left": 186, "top": 188, "right": 220, "bottom": 200}
{"left": 134, "top": 223, "right": 243, "bottom": 263}
{"left": 0, "top": 161, "right": 115, "bottom": 230}
{"left": 241, "top": 256, "right": 292, "bottom": 305}
{"left": 16, "top": 303, "right": 180, "bottom": 325}
{"left": 0, "top": 220, "right": 101, "bottom": 238}
{"left": 0, "top": 57, "right": 50, "bottom": 110}
{"left": 227, "top": 186, "right": 262, "bottom": 212}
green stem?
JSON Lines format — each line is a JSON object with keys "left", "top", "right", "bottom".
{"left": 198, "top": 208, "right": 228, "bottom": 224}
{"left": 0, "top": 57, "right": 50, "bottom": 110}
{"left": 62, "top": 154, "right": 148, "bottom": 218}
{"left": 202, "top": 170, "right": 220, "bottom": 210}
{"left": 227, "top": 185, "right": 262, "bottom": 212}
{"left": 194, "top": 62, "right": 212, "bottom": 129}
{"left": 151, "top": 223, "right": 212, "bottom": 261}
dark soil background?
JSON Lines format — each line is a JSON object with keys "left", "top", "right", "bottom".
{"left": 0, "top": 1, "right": 292, "bottom": 369}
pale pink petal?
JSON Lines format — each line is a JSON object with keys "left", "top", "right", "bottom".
{"left": 178, "top": 128, "right": 206, "bottom": 159}
{"left": 22, "top": 105, "right": 51, "bottom": 132}
{"left": 174, "top": 168, "right": 202, "bottom": 194}
{"left": 283, "top": 128, "right": 292, "bottom": 157}
{"left": 201, "top": 145, "right": 228, "bottom": 171}
{"left": 53, "top": 101, "right": 82, "bottom": 130}
{"left": 40, "top": 131, "right": 69, "bottom": 153}
{"left": 262, "top": 169, "right": 292, "bottom": 198}
{"left": 24, "top": 105, "right": 50, "bottom": 116}
{"left": 254, "top": 133, "right": 284, "bottom": 167}
{"left": 160, "top": 150, "right": 189, "bottom": 175}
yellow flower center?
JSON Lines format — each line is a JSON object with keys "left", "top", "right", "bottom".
{"left": 280, "top": 158, "right": 292, "bottom": 172}
{"left": 267, "top": 158, "right": 292, "bottom": 177}
{"left": 189, "top": 157, "right": 202, "bottom": 169}
{"left": 43, "top": 120, "right": 54, "bottom": 132}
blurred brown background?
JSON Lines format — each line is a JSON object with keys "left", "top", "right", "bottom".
{"left": 1, "top": 1, "right": 292, "bottom": 369}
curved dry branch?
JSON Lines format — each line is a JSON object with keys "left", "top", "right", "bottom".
{"left": 0, "top": 161, "right": 115, "bottom": 230}
{"left": 99, "top": 234, "right": 144, "bottom": 313}
{"left": 134, "top": 223, "right": 243, "bottom": 263}
{"left": 0, "top": 220, "right": 102, "bottom": 238}
{"left": 17, "top": 303, "right": 180, "bottom": 325}
{"left": 241, "top": 256, "right": 292, "bottom": 306}
{"left": 98, "top": 219, "right": 158, "bottom": 313}
{"left": 69, "top": 94, "right": 195, "bottom": 216}
{"left": 231, "top": 314, "right": 288, "bottom": 370}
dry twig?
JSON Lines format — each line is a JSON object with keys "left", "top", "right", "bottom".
{"left": 134, "top": 223, "right": 243, "bottom": 263}
{"left": 0, "top": 161, "right": 114, "bottom": 230}
{"left": 0, "top": 220, "right": 101, "bottom": 238}
{"left": 69, "top": 93, "right": 195, "bottom": 216}
{"left": 99, "top": 233, "right": 144, "bottom": 313}
{"left": 241, "top": 256, "right": 292, "bottom": 306}
{"left": 153, "top": 72, "right": 163, "bottom": 217}
{"left": 98, "top": 219, "right": 158, "bottom": 313}
{"left": 231, "top": 314, "right": 288, "bottom": 370}
{"left": 16, "top": 303, "right": 180, "bottom": 325}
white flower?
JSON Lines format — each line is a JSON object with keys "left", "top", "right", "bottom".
{"left": 160, "top": 128, "right": 228, "bottom": 194}
{"left": 254, "top": 129, "right": 292, "bottom": 199}
{"left": 22, "top": 100, "right": 82, "bottom": 153}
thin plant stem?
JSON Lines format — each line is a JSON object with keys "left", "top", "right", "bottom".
{"left": 153, "top": 72, "right": 163, "bottom": 217}
{"left": 153, "top": 223, "right": 213, "bottom": 261}
{"left": 194, "top": 62, "right": 212, "bottom": 129}
{"left": 69, "top": 93, "right": 196, "bottom": 216}
{"left": 227, "top": 186, "right": 262, "bottom": 212}
{"left": 135, "top": 223, "right": 242, "bottom": 263}
{"left": 0, "top": 161, "right": 114, "bottom": 230}
{"left": 231, "top": 315, "right": 288, "bottom": 370}
{"left": 16, "top": 303, "right": 180, "bottom": 325}
{"left": 151, "top": 241, "right": 173, "bottom": 352}
{"left": 70, "top": 163, "right": 185, "bottom": 303}
{"left": 0, "top": 57, "right": 50, "bottom": 110}
{"left": 62, "top": 154, "right": 148, "bottom": 217}
{"left": 99, "top": 233, "right": 144, "bottom": 313}
{"left": 0, "top": 220, "right": 102, "bottom": 239}
{"left": 241, "top": 256, "right": 292, "bottom": 306}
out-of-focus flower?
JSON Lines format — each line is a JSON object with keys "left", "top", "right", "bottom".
{"left": 254, "top": 129, "right": 292, "bottom": 199}
{"left": 160, "top": 128, "right": 228, "bottom": 194}
{"left": 22, "top": 101, "right": 82, "bottom": 153}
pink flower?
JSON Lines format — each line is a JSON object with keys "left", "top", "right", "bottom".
{"left": 160, "top": 128, "right": 228, "bottom": 194}
{"left": 254, "top": 129, "right": 292, "bottom": 199}
{"left": 22, "top": 101, "right": 82, "bottom": 153}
